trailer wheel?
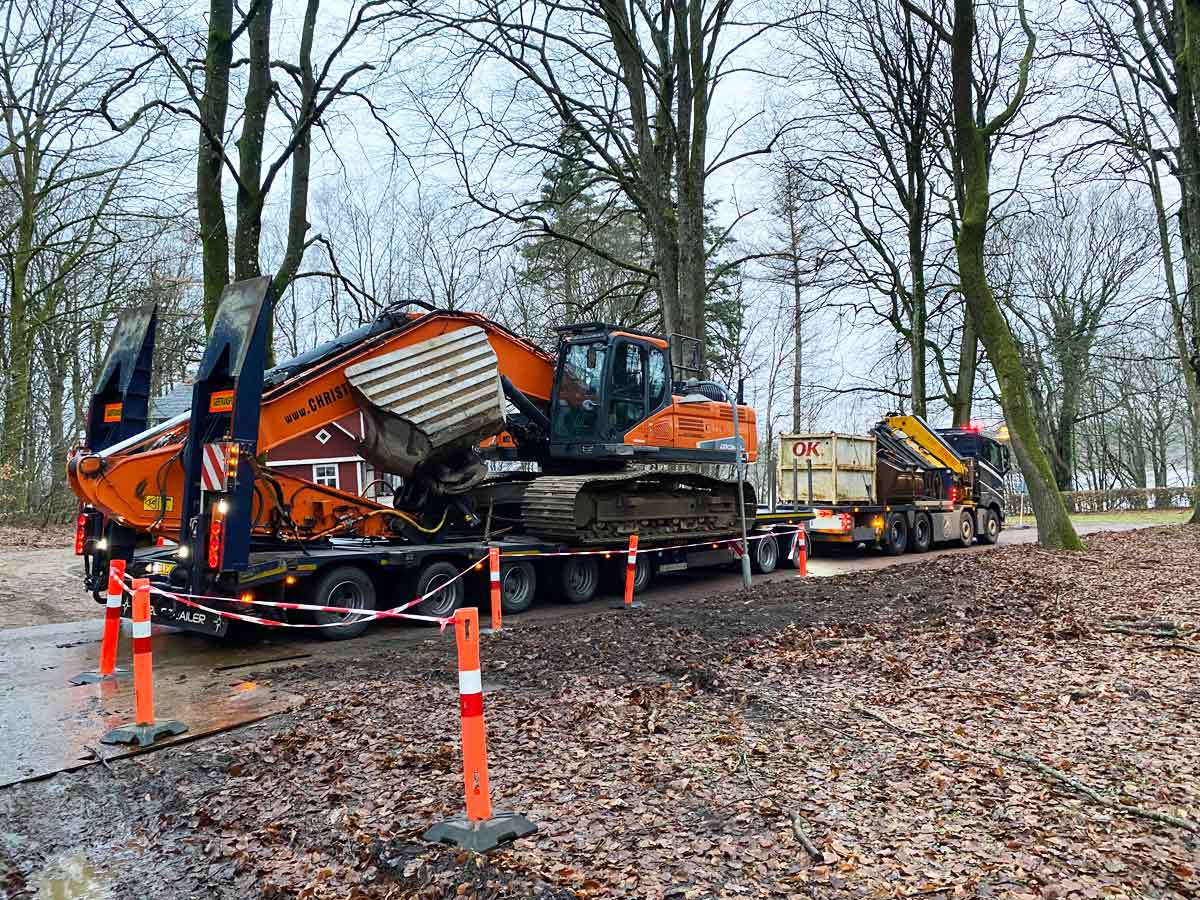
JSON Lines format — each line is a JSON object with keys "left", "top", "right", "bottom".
{"left": 312, "top": 566, "right": 376, "bottom": 641}
{"left": 977, "top": 508, "right": 1001, "bottom": 545}
{"left": 956, "top": 510, "right": 976, "bottom": 548}
{"left": 910, "top": 513, "right": 933, "bottom": 553}
{"left": 883, "top": 513, "right": 909, "bottom": 556}
{"left": 751, "top": 534, "right": 779, "bottom": 574}
{"left": 500, "top": 560, "right": 537, "bottom": 614}
{"left": 777, "top": 528, "right": 811, "bottom": 568}
{"left": 559, "top": 557, "right": 600, "bottom": 604}
{"left": 413, "top": 560, "right": 466, "bottom": 619}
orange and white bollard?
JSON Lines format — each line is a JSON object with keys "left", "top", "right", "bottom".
{"left": 794, "top": 528, "right": 808, "bottom": 577}
{"left": 71, "top": 560, "right": 130, "bottom": 685}
{"left": 487, "top": 545, "right": 502, "bottom": 632}
{"left": 100, "top": 578, "right": 187, "bottom": 748}
{"left": 612, "top": 534, "right": 644, "bottom": 610}
{"left": 424, "top": 607, "right": 536, "bottom": 852}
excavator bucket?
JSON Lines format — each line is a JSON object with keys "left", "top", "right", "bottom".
{"left": 345, "top": 326, "right": 507, "bottom": 493}
{"left": 85, "top": 303, "right": 158, "bottom": 451}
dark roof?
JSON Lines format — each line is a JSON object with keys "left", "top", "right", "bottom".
{"left": 150, "top": 384, "right": 192, "bottom": 423}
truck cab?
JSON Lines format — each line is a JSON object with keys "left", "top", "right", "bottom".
{"left": 936, "top": 425, "right": 1011, "bottom": 517}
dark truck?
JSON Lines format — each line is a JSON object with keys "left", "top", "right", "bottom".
{"left": 775, "top": 416, "right": 1011, "bottom": 555}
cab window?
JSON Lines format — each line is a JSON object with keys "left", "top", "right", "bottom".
{"left": 647, "top": 348, "right": 667, "bottom": 409}
{"left": 609, "top": 342, "right": 646, "bottom": 431}
{"left": 552, "top": 341, "right": 606, "bottom": 439}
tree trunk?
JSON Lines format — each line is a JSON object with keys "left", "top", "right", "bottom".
{"left": 1176, "top": 0, "right": 1200, "bottom": 522}
{"left": 1, "top": 175, "right": 36, "bottom": 504}
{"left": 952, "top": 305, "right": 976, "bottom": 425}
{"left": 234, "top": 0, "right": 271, "bottom": 282}
{"left": 197, "top": 0, "right": 235, "bottom": 326}
{"left": 950, "top": 0, "right": 1082, "bottom": 550}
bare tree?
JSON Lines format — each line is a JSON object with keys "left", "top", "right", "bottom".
{"left": 993, "top": 190, "right": 1157, "bottom": 491}
{"left": 406, "top": 0, "right": 796, "bottom": 363}
{"left": 0, "top": 0, "right": 159, "bottom": 508}
{"left": 908, "top": 0, "right": 1083, "bottom": 549}
{"left": 106, "top": 0, "right": 405, "bottom": 332}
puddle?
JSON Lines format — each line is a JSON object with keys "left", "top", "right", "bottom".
{"left": 34, "top": 852, "right": 112, "bottom": 899}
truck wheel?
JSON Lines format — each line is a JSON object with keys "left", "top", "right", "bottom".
{"left": 414, "top": 560, "right": 466, "bottom": 619}
{"left": 751, "top": 534, "right": 778, "bottom": 574}
{"left": 560, "top": 557, "right": 600, "bottom": 604}
{"left": 312, "top": 566, "right": 376, "bottom": 641}
{"left": 977, "top": 508, "right": 1001, "bottom": 545}
{"left": 630, "top": 553, "right": 656, "bottom": 593}
{"left": 910, "top": 513, "right": 933, "bottom": 553}
{"left": 883, "top": 513, "right": 909, "bottom": 556}
{"left": 776, "top": 529, "right": 805, "bottom": 569}
{"left": 500, "top": 560, "right": 537, "bottom": 614}
{"left": 956, "top": 510, "right": 976, "bottom": 548}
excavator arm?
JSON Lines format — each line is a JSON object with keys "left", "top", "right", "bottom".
{"left": 69, "top": 279, "right": 557, "bottom": 554}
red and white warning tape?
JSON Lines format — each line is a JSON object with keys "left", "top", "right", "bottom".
{"left": 122, "top": 526, "right": 805, "bottom": 630}
{"left": 525, "top": 525, "right": 804, "bottom": 559}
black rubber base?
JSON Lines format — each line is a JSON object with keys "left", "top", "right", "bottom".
{"left": 99, "top": 720, "right": 188, "bottom": 748}
{"left": 423, "top": 812, "right": 537, "bottom": 853}
{"left": 610, "top": 600, "right": 645, "bottom": 610}
{"left": 70, "top": 667, "right": 129, "bottom": 686}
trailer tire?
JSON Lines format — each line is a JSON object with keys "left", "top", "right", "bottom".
{"left": 559, "top": 557, "right": 600, "bottom": 604}
{"left": 414, "top": 560, "right": 466, "bottom": 619}
{"left": 977, "top": 508, "right": 1001, "bottom": 545}
{"left": 956, "top": 510, "right": 976, "bottom": 548}
{"left": 499, "top": 560, "right": 537, "bottom": 614}
{"left": 883, "top": 513, "right": 909, "bottom": 556}
{"left": 776, "top": 529, "right": 806, "bottom": 569}
{"left": 751, "top": 534, "right": 779, "bottom": 574}
{"left": 311, "top": 566, "right": 376, "bottom": 641}
{"left": 910, "top": 513, "right": 933, "bottom": 553}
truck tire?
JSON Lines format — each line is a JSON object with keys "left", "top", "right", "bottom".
{"left": 883, "top": 513, "right": 908, "bottom": 556}
{"left": 751, "top": 534, "right": 779, "bottom": 574}
{"left": 956, "top": 510, "right": 975, "bottom": 548}
{"left": 910, "top": 513, "right": 933, "bottom": 553}
{"left": 559, "top": 557, "right": 600, "bottom": 604}
{"left": 977, "top": 508, "right": 1001, "bottom": 545}
{"left": 500, "top": 559, "right": 537, "bottom": 614}
{"left": 776, "top": 529, "right": 807, "bottom": 569}
{"left": 312, "top": 566, "right": 376, "bottom": 641}
{"left": 414, "top": 560, "right": 466, "bottom": 619}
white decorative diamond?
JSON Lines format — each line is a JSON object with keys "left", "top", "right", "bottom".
{"left": 315, "top": 429, "right": 332, "bottom": 445}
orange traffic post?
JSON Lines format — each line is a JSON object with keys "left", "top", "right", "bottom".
{"left": 487, "top": 545, "right": 502, "bottom": 632}
{"left": 796, "top": 528, "right": 808, "bottom": 577}
{"left": 424, "top": 607, "right": 536, "bottom": 852}
{"left": 100, "top": 578, "right": 187, "bottom": 748}
{"left": 71, "top": 560, "right": 130, "bottom": 685}
{"left": 611, "top": 533, "right": 644, "bottom": 610}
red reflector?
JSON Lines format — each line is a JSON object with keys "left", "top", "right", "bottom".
{"left": 74, "top": 513, "right": 87, "bottom": 556}
{"left": 207, "top": 517, "right": 224, "bottom": 569}
{"left": 839, "top": 513, "right": 853, "bottom": 531}
{"left": 950, "top": 486, "right": 958, "bottom": 503}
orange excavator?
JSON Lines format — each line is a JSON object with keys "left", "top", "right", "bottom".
{"left": 69, "top": 278, "right": 757, "bottom": 602}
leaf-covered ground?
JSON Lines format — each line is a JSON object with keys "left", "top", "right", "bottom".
{"left": 3, "top": 526, "right": 1198, "bottom": 899}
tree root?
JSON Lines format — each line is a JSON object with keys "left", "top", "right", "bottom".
{"left": 851, "top": 704, "right": 1200, "bottom": 836}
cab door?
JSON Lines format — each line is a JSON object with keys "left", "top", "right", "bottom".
{"left": 603, "top": 339, "right": 671, "bottom": 441}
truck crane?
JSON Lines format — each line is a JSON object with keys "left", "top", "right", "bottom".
{"left": 69, "top": 278, "right": 805, "bottom": 638}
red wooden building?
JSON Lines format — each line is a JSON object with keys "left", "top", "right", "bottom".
{"left": 266, "top": 412, "right": 381, "bottom": 499}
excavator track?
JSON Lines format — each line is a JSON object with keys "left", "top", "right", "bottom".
{"left": 479, "top": 471, "right": 756, "bottom": 545}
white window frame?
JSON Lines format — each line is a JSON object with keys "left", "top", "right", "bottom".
{"left": 312, "top": 463, "right": 339, "bottom": 489}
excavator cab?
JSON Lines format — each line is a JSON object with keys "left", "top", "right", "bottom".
{"left": 547, "top": 324, "right": 755, "bottom": 465}
{"left": 549, "top": 324, "right": 671, "bottom": 450}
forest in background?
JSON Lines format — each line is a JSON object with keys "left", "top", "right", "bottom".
{"left": 1, "top": 0, "right": 1197, "bottom": 537}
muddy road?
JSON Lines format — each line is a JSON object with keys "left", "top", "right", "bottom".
{"left": 1, "top": 524, "right": 1196, "bottom": 900}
